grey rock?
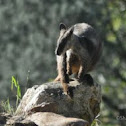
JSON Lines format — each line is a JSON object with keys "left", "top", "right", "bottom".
{"left": 0, "top": 113, "right": 11, "bottom": 125}
{"left": 15, "top": 79, "right": 101, "bottom": 124}
{"left": 6, "top": 112, "right": 89, "bottom": 126}
{"left": 26, "top": 112, "right": 89, "bottom": 126}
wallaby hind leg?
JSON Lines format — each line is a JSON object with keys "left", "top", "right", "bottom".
{"left": 78, "top": 65, "right": 86, "bottom": 82}
{"left": 56, "top": 54, "right": 69, "bottom": 94}
{"left": 77, "top": 50, "right": 91, "bottom": 82}
{"left": 66, "top": 52, "right": 72, "bottom": 76}
{"left": 78, "top": 54, "right": 92, "bottom": 82}
{"left": 54, "top": 75, "right": 60, "bottom": 82}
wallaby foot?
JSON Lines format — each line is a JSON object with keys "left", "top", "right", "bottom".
{"left": 62, "top": 83, "right": 69, "bottom": 93}
{"left": 62, "top": 83, "right": 73, "bottom": 99}
{"left": 54, "top": 76, "right": 60, "bottom": 82}
{"left": 77, "top": 74, "right": 85, "bottom": 82}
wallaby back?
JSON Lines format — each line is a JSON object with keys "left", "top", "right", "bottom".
{"left": 72, "top": 23, "right": 102, "bottom": 71}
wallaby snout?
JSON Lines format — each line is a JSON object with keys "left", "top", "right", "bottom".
{"left": 55, "top": 45, "right": 64, "bottom": 56}
{"left": 55, "top": 39, "right": 67, "bottom": 56}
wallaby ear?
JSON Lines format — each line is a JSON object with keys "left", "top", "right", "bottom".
{"left": 66, "top": 27, "right": 73, "bottom": 37}
{"left": 59, "top": 23, "right": 66, "bottom": 31}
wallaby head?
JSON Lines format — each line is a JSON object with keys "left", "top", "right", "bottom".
{"left": 55, "top": 23, "right": 73, "bottom": 56}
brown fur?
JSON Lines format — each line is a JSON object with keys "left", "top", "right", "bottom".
{"left": 55, "top": 23, "right": 102, "bottom": 94}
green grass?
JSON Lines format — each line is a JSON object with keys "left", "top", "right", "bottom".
{"left": 11, "top": 76, "right": 22, "bottom": 107}
{"left": 91, "top": 114, "right": 101, "bottom": 126}
{"left": 1, "top": 98, "right": 14, "bottom": 115}
{"left": 0, "top": 76, "right": 22, "bottom": 115}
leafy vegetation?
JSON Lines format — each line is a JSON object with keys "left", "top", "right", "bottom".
{"left": 0, "top": 0, "right": 126, "bottom": 126}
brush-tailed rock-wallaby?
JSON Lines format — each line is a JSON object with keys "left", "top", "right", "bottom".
{"left": 55, "top": 23, "right": 102, "bottom": 94}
